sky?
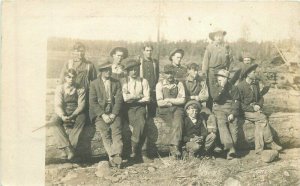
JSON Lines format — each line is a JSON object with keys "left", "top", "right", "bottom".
{"left": 15, "top": 1, "right": 300, "bottom": 42}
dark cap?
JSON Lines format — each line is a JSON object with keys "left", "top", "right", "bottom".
{"left": 184, "top": 100, "right": 202, "bottom": 111}
{"left": 240, "top": 64, "right": 258, "bottom": 79}
{"left": 123, "top": 58, "right": 141, "bottom": 70}
{"left": 163, "top": 64, "right": 175, "bottom": 74}
{"left": 98, "top": 61, "right": 112, "bottom": 71}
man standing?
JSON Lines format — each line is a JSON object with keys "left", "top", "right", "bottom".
{"left": 168, "top": 48, "right": 187, "bottom": 82}
{"left": 202, "top": 30, "right": 233, "bottom": 110}
{"left": 183, "top": 100, "right": 218, "bottom": 158}
{"left": 138, "top": 44, "right": 160, "bottom": 117}
{"left": 51, "top": 69, "right": 86, "bottom": 160}
{"left": 237, "top": 64, "right": 282, "bottom": 154}
{"left": 121, "top": 59, "right": 150, "bottom": 161}
{"left": 156, "top": 65, "right": 186, "bottom": 159}
{"left": 89, "top": 62, "right": 123, "bottom": 168}
{"left": 59, "top": 42, "right": 97, "bottom": 90}
{"left": 211, "top": 69, "right": 239, "bottom": 160}
{"left": 110, "top": 47, "right": 129, "bottom": 80}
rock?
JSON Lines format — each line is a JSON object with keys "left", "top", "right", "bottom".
{"left": 60, "top": 172, "right": 78, "bottom": 182}
{"left": 224, "top": 177, "right": 241, "bottom": 186}
{"left": 283, "top": 171, "right": 290, "bottom": 177}
{"left": 95, "top": 161, "right": 112, "bottom": 178}
{"left": 261, "top": 150, "right": 279, "bottom": 163}
{"left": 130, "top": 170, "right": 138, "bottom": 174}
{"left": 148, "top": 167, "right": 156, "bottom": 172}
{"left": 105, "top": 175, "right": 120, "bottom": 182}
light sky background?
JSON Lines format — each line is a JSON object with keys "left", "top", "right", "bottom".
{"left": 22, "top": 0, "right": 300, "bottom": 42}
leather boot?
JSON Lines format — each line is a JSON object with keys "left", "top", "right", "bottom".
{"left": 170, "top": 145, "right": 181, "bottom": 159}
{"left": 269, "top": 142, "right": 283, "bottom": 151}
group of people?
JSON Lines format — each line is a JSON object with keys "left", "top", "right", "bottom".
{"left": 50, "top": 30, "right": 282, "bottom": 169}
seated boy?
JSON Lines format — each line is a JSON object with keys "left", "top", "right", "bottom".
{"left": 183, "top": 100, "right": 217, "bottom": 158}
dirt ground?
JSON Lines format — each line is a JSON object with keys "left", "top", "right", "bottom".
{"left": 45, "top": 148, "right": 300, "bottom": 186}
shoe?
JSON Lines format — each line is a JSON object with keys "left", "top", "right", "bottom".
{"left": 60, "top": 149, "right": 67, "bottom": 159}
{"left": 170, "top": 145, "right": 181, "bottom": 159}
{"left": 142, "top": 154, "right": 154, "bottom": 163}
{"left": 213, "top": 146, "right": 223, "bottom": 153}
{"left": 112, "top": 154, "right": 122, "bottom": 168}
{"left": 269, "top": 142, "right": 283, "bottom": 151}
{"left": 227, "top": 148, "right": 236, "bottom": 160}
{"left": 65, "top": 146, "right": 75, "bottom": 160}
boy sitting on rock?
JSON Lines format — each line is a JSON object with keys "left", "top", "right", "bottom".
{"left": 182, "top": 100, "right": 218, "bottom": 158}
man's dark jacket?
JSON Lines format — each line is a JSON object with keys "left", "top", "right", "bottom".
{"left": 89, "top": 77, "right": 123, "bottom": 121}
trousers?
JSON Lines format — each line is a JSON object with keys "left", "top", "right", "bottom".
{"left": 51, "top": 113, "right": 86, "bottom": 149}
{"left": 244, "top": 111, "right": 273, "bottom": 153}
{"left": 95, "top": 115, "right": 123, "bottom": 157}
{"left": 127, "top": 106, "right": 147, "bottom": 144}
{"left": 213, "top": 103, "right": 238, "bottom": 150}
{"left": 185, "top": 133, "right": 217, "bottom": 153}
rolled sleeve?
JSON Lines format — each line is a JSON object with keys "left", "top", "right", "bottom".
{"left": 54, "top": 85, "right": 65, "bottom": 118}
{"left": 177, "top": 82, "right": 186, "bottom": 98}
{"left": 72, "top": 88, "right": 86, "bottom": 116}
{"left": 139, "top": 79, "right": 150, "bottom": 103}
{"left": 156, "top": 82, "right": 163, "bottom": 101}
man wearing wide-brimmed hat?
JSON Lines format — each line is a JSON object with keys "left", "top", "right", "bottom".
{"left": 110, "top": 46, "right": 129, "bottom": 80}
{"left": 89, "top": 61, "right": 123, "bottom": 168}
{"left": 167, "top": 48, "right": 187, "bottom": 81}
{"left": 211, "top": 69, "right": 239, "bottom": 160}
{"left": 182, "top": 100, "right": 218, "bottom": 158}
{"left": 156, "top": 65, "right": 186, "bottom": 159}
{"left": 59, "top": 42, "right": 97, "bottom": 91}
{"left": 237, "top": 64, "right": 282, "bottom": 154}
{"left": 202, "top": 30, "right": 233, "bottom": 110}
{"left": 120, "top": 59, "right": 151, "bottom": 161}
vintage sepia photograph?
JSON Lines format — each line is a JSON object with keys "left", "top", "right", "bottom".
{"left": 1, "top": 1, "right": 300, "bottom": 185}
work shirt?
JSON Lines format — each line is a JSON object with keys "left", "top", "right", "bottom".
{"left": 168, "top": 64, "right": 188, "bottom": 81}
{"left": 211, "top": 82, "right": 240, "bottom": 116}
{"left": 139, "top": 57, "right": 159, "bottom": 91}
{"left": 111, "top": 63, "right": 126, "bottom": 80}
{"left": 55, "top": 84, "right": 86, "bottom": 118}
{"left": 59, "top": 59, "right": 97, "bottom": 90}
{"left": 156, "top": 79, "right": 186, "bottom": 101}
{"left": 237, "top": 79, "right": 264, "bottom": 112}
{"left": 121, "top": 76, "right": 150, "bottom": 103}
{"left": 183, "top": 116, "right": 208, "bottom": 143}
{"left": 184, "top": 75, "right": 209, "bottom": 102}
{"left": 202, "top": 42, "right": 233, "bottom": 72}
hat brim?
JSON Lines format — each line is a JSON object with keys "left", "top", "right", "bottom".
{"left": 109, "top": 47, "right": 129, "bottom": 59}
{"left": 184, "top": 100, "right": 201, "bottom": 110}
{"left": 124, "top": 63, "right": 141, "bottom": 70}
{"left": 169, "top": 49, "right": 185, "bottom": 61}
{"left": 215, "top": 73, "right": 230, "bottom": 78}
{"left": 209, "top": 31, "right": 227, "bottom": 41}
{"left": 241, "top": 64, "right": 258, "bottom": 79}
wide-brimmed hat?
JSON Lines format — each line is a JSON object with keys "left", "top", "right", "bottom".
{"left": 109, "top": 47, "right": 129, "bottom": 59}
{"left": 184, "top": 100, "right": 202, "bottom": 111}
{"left": 98, "top": 61, "right": 112, "bottom": 71}
{"left": 163, "top": 64, "right": 175, "bottom": 74}
{"left": 169, "top": 48, "right": 184, "bottom": 61}
{"left": 240, "top": 64, "right": 258, "bottom": 79}
{"left": 123, "top": 59, "right": 141, "bottom": 70}
{"left": 215, "top": 69, "right": 230, "bottom": 78}
{"left": 209, "top": 30, "right": 227, "bottom": 41}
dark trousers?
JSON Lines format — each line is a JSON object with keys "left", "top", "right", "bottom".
{"left": 95, "top": 115, "right": 123, "bottom": 157}
{"left": 244, "top": 111, "right": 273, "bottom": 153}
{"left": 51, "top": 113, "right": 86, "bottom": 149}
{"left": 127, "top": 106, "right": 147, "bottom": 144}
{"left": 185, "top": 133, "right": 217, "bottom": 153}
{"left": 213, "top": 103, "right": 238, "bottom": 150}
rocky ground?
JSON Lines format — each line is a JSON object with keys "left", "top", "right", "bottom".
{"left": 45, "top": 148, "right": 300, "bottom": 186}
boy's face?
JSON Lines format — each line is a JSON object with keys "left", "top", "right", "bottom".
{"left": 143, "top": 47, "right": 153, "bottom": 59}
{"left": 101, "top": 68, "right": 112, "bottom": 79}
{"left": 217, "top": 76, "right": 228, "bottom": 87}
{"left": 112, "top": 51, "right": 124, "bottom": 64}
{"left": 186, "top": 105, "right": 199, "bottom": 119}
{"left": 65, "top": 73, "right": 76, "bottom": 86}
{"left": 172, "top": 53, "right": 183, "bottom": 66}
{"left": 188, "top": 68, "right": 198, "bottom": 79}
{"left": 214, "top": 34, "right": 224, "bottom": 43}
{"left": 165, "top": 72, "right": 175, "bottom": 83}
{"left": 243, "top": 57, "right": 252, "bottom": 65}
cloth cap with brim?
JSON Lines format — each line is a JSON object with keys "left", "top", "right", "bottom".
{"left": 123, "top": 59, "right": 141, "bottom": 70}
{"left": 215, "top": 69, "right": 230, "bottom": 78}
{"left": 109, "top": 47, "right": 129, "bottom": 59}
{"left": 240, "top": 64, "right": 258, "bottom": 79}
{"left": 184, "top": 100, "right": 202, "bottom": 111}
{"left": 98, "top": 61, "right": 112, "bottom": 71}
{"left": 163, "top": 64, "right": 175, "bottom": 74}
{"left": 209, "top": 30, "right": 227, "bottom": 41}
{"left": 169, "top": 48, "right": 184, "bottom": 61}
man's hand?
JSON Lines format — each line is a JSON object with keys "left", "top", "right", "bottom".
{"left": 191, "top": 96, "right": 200, "bottom": 101}
{"left": 227, "top": 114, "right": 235, "bottom": 122}
{"left": 161, "top": 99, "right": 172, "bottom": 107}
{"left": 102, "top": 114, "right": 112, "bottom": 124}
{"left": 61, "top": 115, "right": 70, "bottom": 122}
{"left": 190, "top": 136, "right": 204, "bottom": 143}
{"left": 253, "top": 105, "right": 261, "bottom": 112}
{"left": 109, "top": 114, "right": 116, "bottom": 122}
